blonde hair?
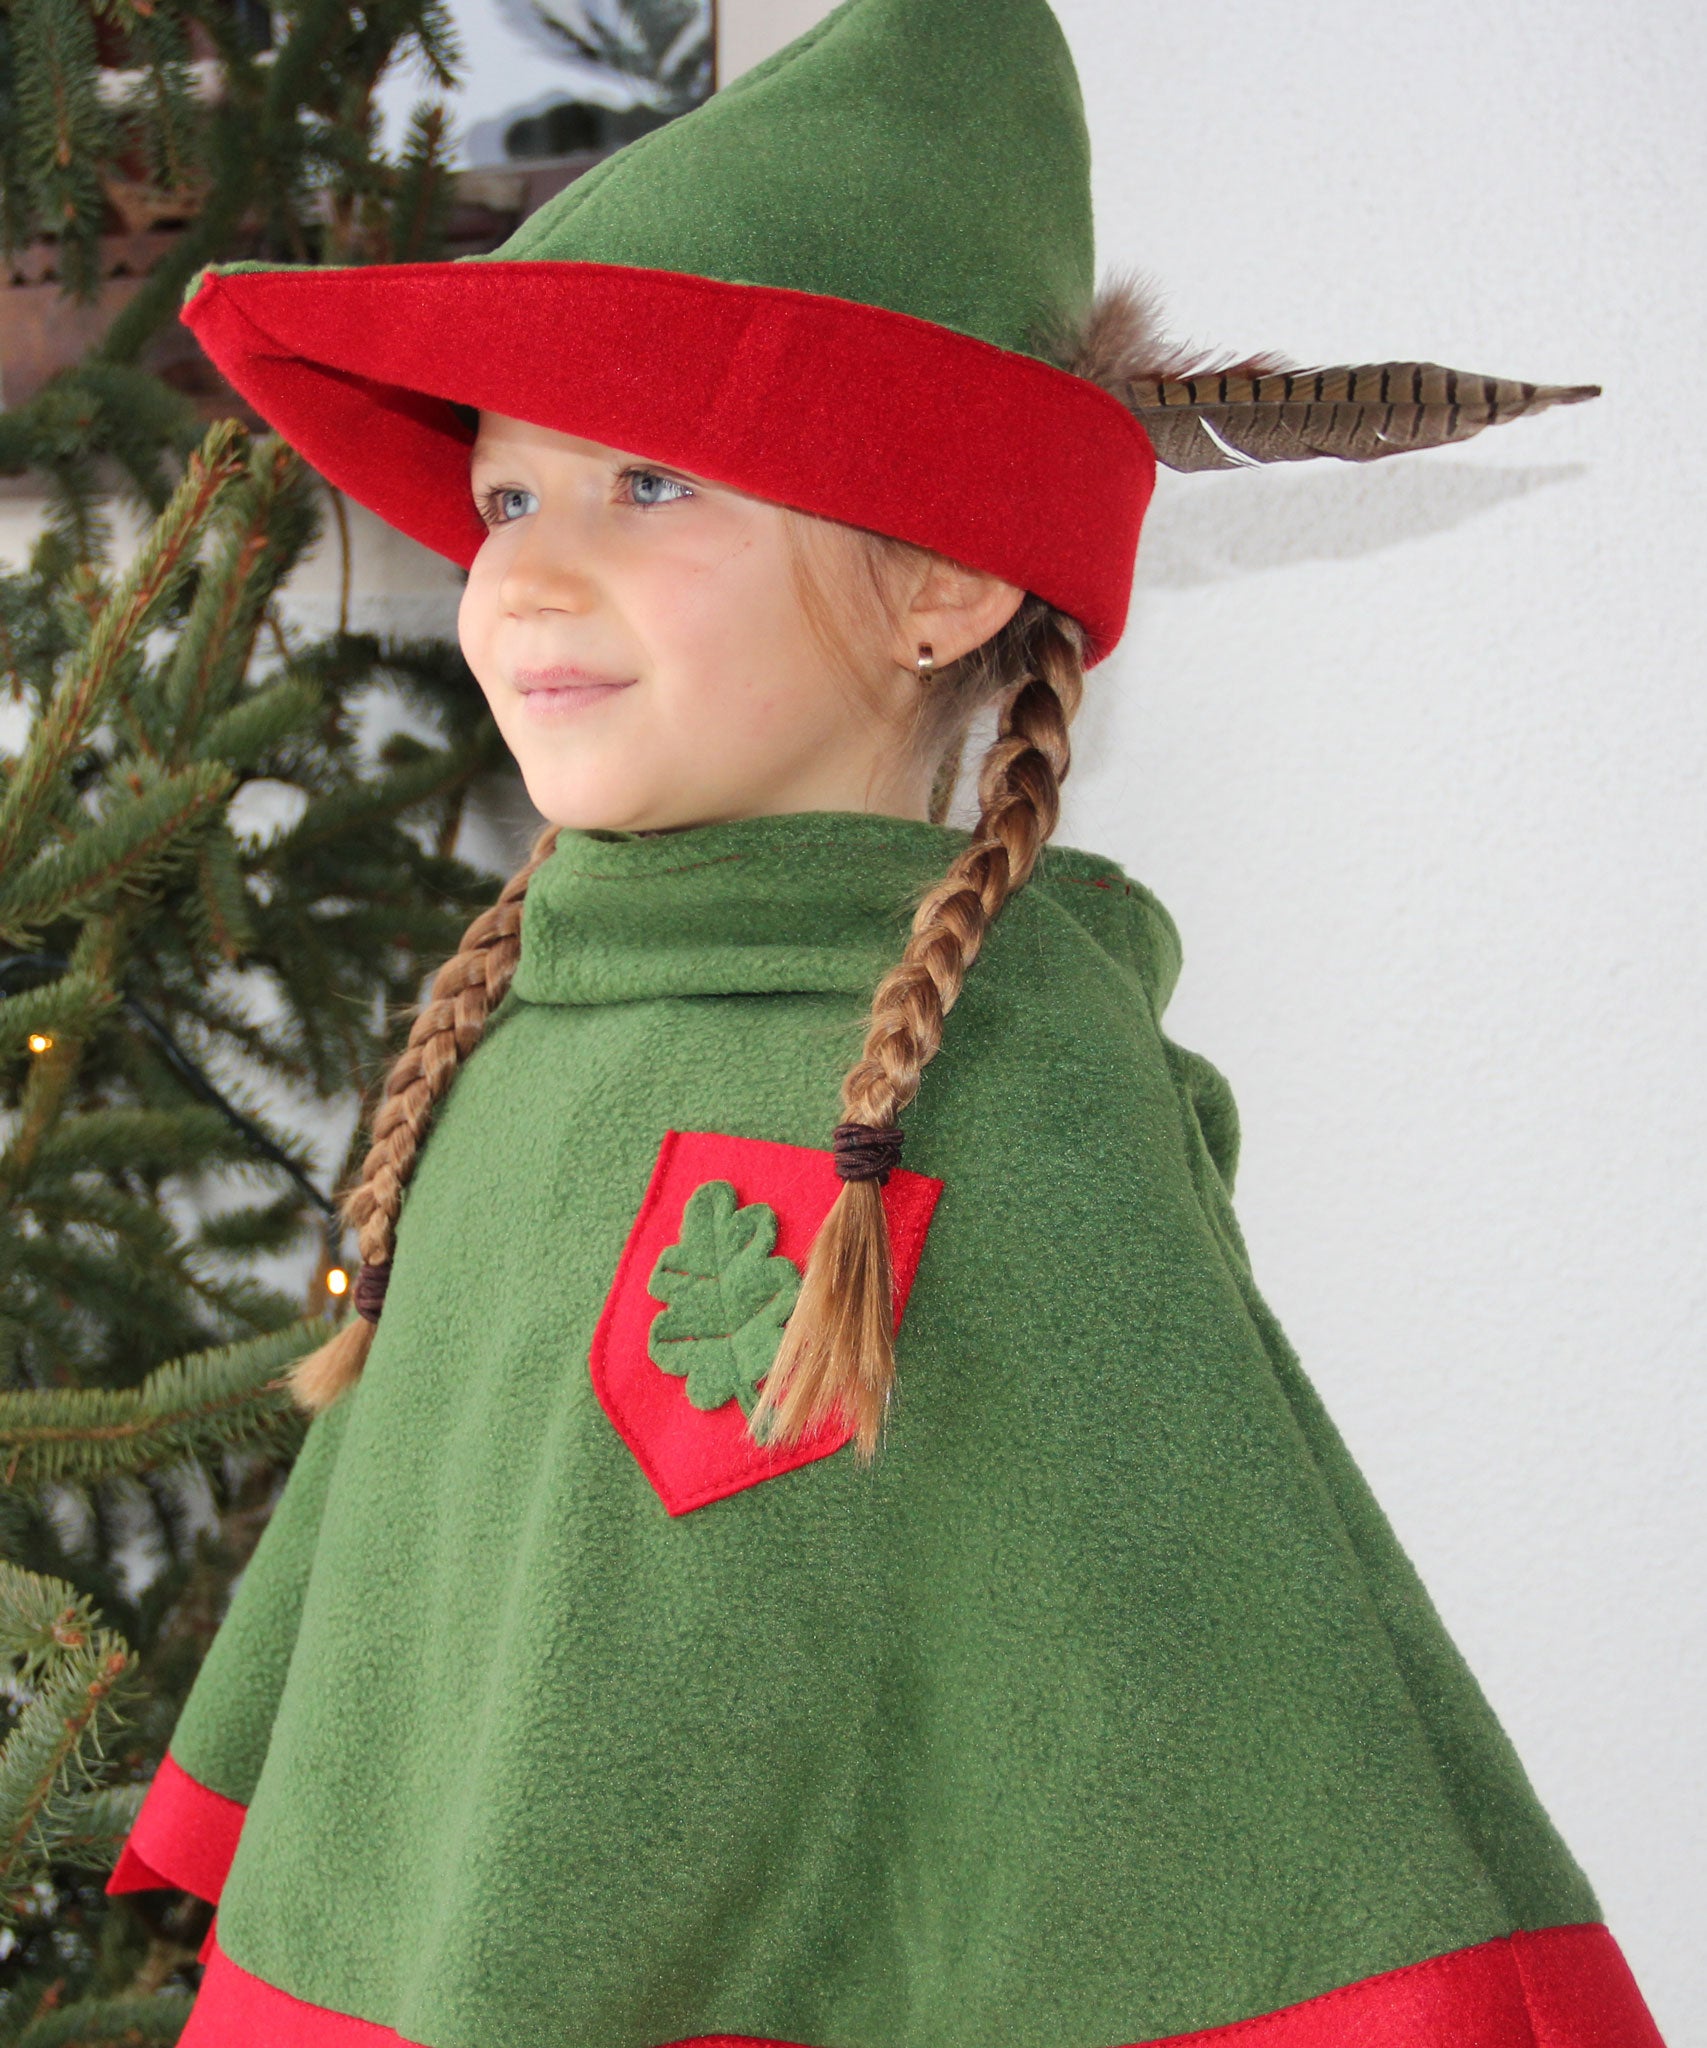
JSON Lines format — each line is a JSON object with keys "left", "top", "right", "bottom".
{"left": 292, "top": 277, "right": 1160, "bottom": 1452}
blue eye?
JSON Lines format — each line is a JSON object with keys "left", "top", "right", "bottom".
{"left": 473, "top": 468, "right": 694, "bottom": 528}
{"left": 624, "top": 467, "right": 694, "bottom": 508}
{"left": 476, "top": 484, "right": 536, "bottom": 527}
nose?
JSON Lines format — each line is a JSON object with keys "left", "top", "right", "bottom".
{"left": 497, "top": 514, "right": 600, "bottom": 618}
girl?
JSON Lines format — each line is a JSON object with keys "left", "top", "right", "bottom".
{"left": 110, "top": 0, "right": 1666, "bottom": 2042}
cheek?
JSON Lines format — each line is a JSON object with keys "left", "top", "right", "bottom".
{"left": 457, "top": 558, "right": 498, "bottom": 685}
{"left": 637, "top": 541, "right": 845, "bottom": 740}
{"left": 457, "top": 553, "right": 537, "bottom": 743}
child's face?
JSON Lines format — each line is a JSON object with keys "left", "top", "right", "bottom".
{"left": 459, "top": 412, "right": 945, "bottom": 832}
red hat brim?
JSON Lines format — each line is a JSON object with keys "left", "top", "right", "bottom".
{"left": 182, "top": 259, "right": 1154, "bottom": 667}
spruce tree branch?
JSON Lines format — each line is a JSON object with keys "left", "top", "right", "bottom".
{"left": 93, "top": 0, "right": 364, "bottom": 366}
{"left": 0, "top": 761, "right": 237, "bottom": 946}
{"left": 0, "top": 955, "right": 336, "bottom": 1216}
{"left": 24, "top": 1779, "right": 143, "bottom": 1871}
{"left": 274, "top": 741, "right": 505, "bottom": 857}
{"left": 0, "top": 424, "right": 248, "bottom": 878}
{"left": 14, "top": 1991, "right": 195, "bottom": 2046}
{"left": 120, "top": 995, "right": 335, "bottom": 1217}
{"left": 263, "top": 600, "right": 295, "bottom": 669}
{"left": 0, "top": 968, "right": 118, "bottom": 1066}
{"left": 85, "top": 82, "right": 270, "bottom": 371}
{"left": 0, "top": 1320, "right": 318, "bottom": 1488}
{"left": 0, "top": 908, "right": 133, "bottom": 1204}
{"left": 164, "top": 521, "right": 272, "bottom": 762}
{"left": 0, "top": 1561, "right": 108, "bottom": 1681}
{"left": 147, "top": 975, "right": 312, "bottom": 1090}
{"left": 328, "top": 484, "right": 353, "bottom": 637}
{"left": 0, "top": 1646, "right": 135, "bottom": 1909}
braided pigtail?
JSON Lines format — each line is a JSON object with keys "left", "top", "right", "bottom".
{"left": 750, "top": 606, "right": 1087, "bottom": 1461}
{"left": 291, "top": 820, "right": 564, "bottom": 1412}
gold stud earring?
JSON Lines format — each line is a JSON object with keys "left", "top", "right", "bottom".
{"left": 915, "top": 643, "right": 936, "bottom": 677}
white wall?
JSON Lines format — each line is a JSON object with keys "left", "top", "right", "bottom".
{"left": 717, "top": 0, "right": 831, "bottom": 81}
{"left": 719, "top": 0, "right": 1703, "bottom": 2030}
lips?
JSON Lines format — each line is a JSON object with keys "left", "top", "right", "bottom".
{"left": 514, "top": 664, "right": 635, "bottom": 691}
{"left": 511, "top": 666, "right": 638, "bottom": 721}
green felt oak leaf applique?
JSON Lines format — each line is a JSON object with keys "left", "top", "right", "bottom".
{"left": 646, "top": 1180, "right": 803, "bottom": 1416}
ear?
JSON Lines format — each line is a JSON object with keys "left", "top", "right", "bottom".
{"left": 889, "top": 558, "right": 1028, "bottom": 670}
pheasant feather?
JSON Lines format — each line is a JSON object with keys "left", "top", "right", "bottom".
{"left": 1127, "top": 359, "right": 1601, "bottom": 472}
{"left": 1048, "top": 269, "right": 1601, "bottom": 471}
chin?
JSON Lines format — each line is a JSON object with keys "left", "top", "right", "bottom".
{"left": 518, "top": 765, "right": 666, "bottom": 835}
{"left": 526, "top": 785, "right": 636, "bottom": 833}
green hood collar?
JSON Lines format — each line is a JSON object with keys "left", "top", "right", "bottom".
{"left": 510, "top": 807, "right": 1149, "bottom": 1007}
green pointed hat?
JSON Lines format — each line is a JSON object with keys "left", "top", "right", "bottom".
{"left": 181, "top": 0, "right": 1600, "bottom": 666}
{"left": 180, "top": 0, "right": 1154, "bottom": 663}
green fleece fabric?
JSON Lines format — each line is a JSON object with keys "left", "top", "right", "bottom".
{"left": 177, "top": 0, "right": 1097, "bottom": 358}
{"left": 168, "top": 1398, "right": 350, "bottom": 1802}
{"left": 170, "top": 809, "right": 1598, "bottom": 2046}
{"left": 466, "top": 0, "right": 1095, "bottom": 360}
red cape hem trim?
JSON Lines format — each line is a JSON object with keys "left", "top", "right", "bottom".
{"left": 181, "top": 1920, "right": 1665, "bottom": 2047}
{"left": 105, "top": 1751, "right": 246, "bottom": 1906}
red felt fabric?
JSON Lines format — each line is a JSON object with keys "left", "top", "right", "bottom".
{"left": 181, "top": 1921, "right": 1665, "bottom": 2047}
{"left": 179, "top": 261, "right": 1155, "bottom": 666}
{"left": 104, "top": 1750, "right": 247, "bottom": 1905}
{"left": 590, "top": 1128, "right": 943, "bottom": 1514}
{"left": 1510, "top": 1923, "right": 1669, "bottom": 2047}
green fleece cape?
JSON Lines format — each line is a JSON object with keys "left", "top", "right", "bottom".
{"left": 111, "top": 810, "right": 1648, "bottom": 2047}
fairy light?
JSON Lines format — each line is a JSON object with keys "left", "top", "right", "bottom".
{"left": 6, "top": 952, "right": 357, "bottom": 1312}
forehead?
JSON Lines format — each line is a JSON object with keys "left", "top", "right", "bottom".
{"left": 470, "top": 412, "right": 631, "bottom": 464}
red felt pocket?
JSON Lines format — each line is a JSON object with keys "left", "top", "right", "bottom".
{"left": 589, "top": 1129, "right": 942, "bottom": 1514}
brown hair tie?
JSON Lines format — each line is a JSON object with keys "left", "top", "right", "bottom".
{"left": 832, "top": 1120, "right": 904, "bottom": 1185}
{"left": 353, "top": 1259, "right": 392, "bottom": 1323}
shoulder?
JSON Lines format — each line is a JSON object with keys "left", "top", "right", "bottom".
{"left": 977, "top": 837, "right": 1184, "bottom": 1026}
{"left": 918, "top": 835, "right": 1245, "bottom": 1196}
{"left": 1030, "top": 841, "right": 1243, "bottom": 1197}
{"left": 912, "top": 835, "right": 1189, "bottom": 1132}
